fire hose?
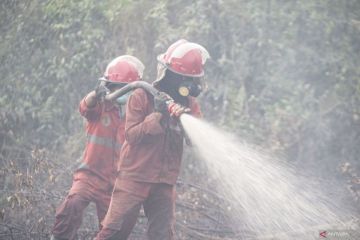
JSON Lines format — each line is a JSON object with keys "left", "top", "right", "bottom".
{"left": 105, "top": 81, "right": 160, "bottom": 101}
{"left": 104, "top": 81, "right": 182, "bottom": 114}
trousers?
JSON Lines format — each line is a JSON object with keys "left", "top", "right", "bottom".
{"left": 52, "top": 172, "right": 112, "bottom": 240}
{"left": 96, "top": 179, "right": 175, "bottom": 240}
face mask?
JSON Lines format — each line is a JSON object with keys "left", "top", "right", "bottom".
{"left": 116, "top": 91, "right": 132, "bottom": 105}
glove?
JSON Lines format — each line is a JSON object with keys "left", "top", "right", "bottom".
{"left": 95, "top": 82, "right": 110, "bottom": 100}
{"left": 168, "top": 102, "right": 191, "bottom": 117}
{"left": 154, "top": 92, "right": 172, "bottom": 114}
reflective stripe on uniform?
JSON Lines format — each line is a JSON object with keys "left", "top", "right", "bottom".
{"left": 87, "top": 134, "right": 122, "bottom": 149}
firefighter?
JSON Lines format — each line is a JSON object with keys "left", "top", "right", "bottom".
{"left": 96, "top": 39, "right": 209, "bottom": 240}
{"left": 50, "top": 56, "right": 145, "bottom": 240}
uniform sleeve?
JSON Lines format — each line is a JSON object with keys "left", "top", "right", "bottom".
{"left": 79, "top": 97, "right": 102, "bottom": 121}
{"left": 125, "top": 89, "right": 165, "bottom": 145}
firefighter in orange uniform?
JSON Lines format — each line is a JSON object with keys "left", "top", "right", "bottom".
{"left": 50, "top": 56, "right": 145, "bottom": 240}
{"left": 96, "top": 40, "right": 209, "bottom": 240}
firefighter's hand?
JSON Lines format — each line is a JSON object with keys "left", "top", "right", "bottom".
{"left": 95, "top": 82, "right": 110, "bottom": 100}
{"left": 154, "top": 92, "right": 171, "bottom": 114}
{"left": 168, "top": 102, "right": 190, "bottom": 117}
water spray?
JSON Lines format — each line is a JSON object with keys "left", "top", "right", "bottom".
{"left": 180, "top": 114, "right": 356, "bottom": 239}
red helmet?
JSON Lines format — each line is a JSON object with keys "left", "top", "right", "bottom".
{"left": 157, "top": 39, "right": 210, "bottom": 78}
{"left": 101, "top": 55, "right": 144, "bottom": 84}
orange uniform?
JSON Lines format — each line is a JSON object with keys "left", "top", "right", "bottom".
{"left": 118, "top": 88, "right": 201, "bottom": 184}
{"left": 52, "top": 98, "right": 125, "bottom": 240}
{"left": 97, "top": 88, "right": 201, "bottom": 240}
{"left": 76, "top": 97, "right": 125, "bottom": 185}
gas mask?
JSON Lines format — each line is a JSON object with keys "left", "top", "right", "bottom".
{"left": 178, "top": 79, "right": 203, "bottom": 97}
{"left": 116, "top": 91, "right": 132, "bottom": 105}
{"left": 157, "top": 70, "right": 205, "bottom": 102}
